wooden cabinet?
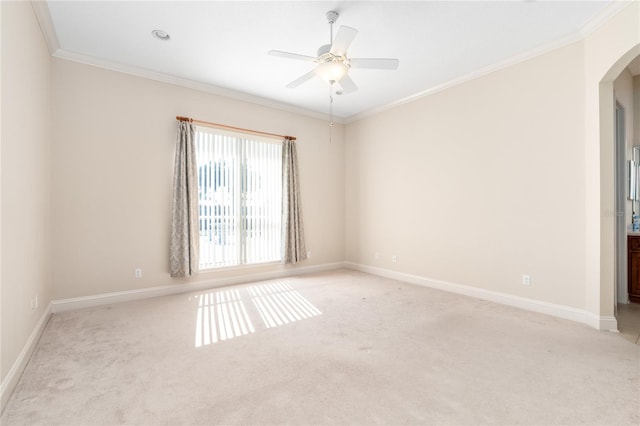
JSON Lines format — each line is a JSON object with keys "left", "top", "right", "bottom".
{"left": 628, "top": 235, "right": 640, "bottom": 302}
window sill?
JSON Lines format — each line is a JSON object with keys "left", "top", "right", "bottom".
{"left": 199, "top": 260, "right": 283, "bottom": 275}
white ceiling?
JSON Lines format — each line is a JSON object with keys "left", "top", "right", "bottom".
{"left": 39, "top": 1, "right": 620, "bottom": 121}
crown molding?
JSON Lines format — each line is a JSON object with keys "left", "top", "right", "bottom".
{"left": 579, "top": 0, "right": 636, "bottom": 37}
{"left": 345, "top": 30, "right": 584, "bottom": 123}
{"left": 32, "top": 0, "right": 630, "bottom": 126}
{"left": 30, "top": 1, "right": 59, "bottom": 54}
{"left": 52, "top": 49, "right": 344, "bottom": 124}
{"left": 346, "top": 1, "right": 635, "bottom": 123}
{"left": 30, "top": 1, "right": 343, "bottom": 124}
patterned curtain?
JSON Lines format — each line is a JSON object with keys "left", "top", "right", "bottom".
{"left": 282, "top": 138, "right": 307, "bottom": 264}
{"left": 170, "top": 121, "right": 199, "bottom": 277}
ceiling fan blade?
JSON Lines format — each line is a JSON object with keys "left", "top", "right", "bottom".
{"left": 330, "top": 26, "right": 358, "bottom": 56}
{"left": 286, "top": 70, "right": 317, "bottom": 88}
{"left": 268, "top": 50, "right": 316, "bottom": 62}
{"left": 349, "top": 58, "right": 399, "bottom": 70}
{"left": 337, "top": 74, "right": 358, "bottom": 94}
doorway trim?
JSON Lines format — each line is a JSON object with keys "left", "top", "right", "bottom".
{"left": 615, "top": 101, "right": 628, "bottom": 306}
{"left": 599, "top": 44, "right": 640, "bottom": 330}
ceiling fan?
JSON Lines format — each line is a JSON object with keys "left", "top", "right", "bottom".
{"left": 268, "top": 10, "right": 399, "bottom": 94}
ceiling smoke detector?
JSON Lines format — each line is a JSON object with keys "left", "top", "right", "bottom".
{"left": 151, "top": 29, "right": 170, "bottom": 41}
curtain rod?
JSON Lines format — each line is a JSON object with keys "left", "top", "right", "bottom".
{"left": 176, "top": 116, "right": 296, "bottom": 141}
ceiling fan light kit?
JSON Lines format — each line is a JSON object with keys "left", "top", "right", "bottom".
{"left": 316, "top": 60, "right": 348, "bottom": 83}
{"left": 268, "top": 10, "right": 399, "bottom": 95}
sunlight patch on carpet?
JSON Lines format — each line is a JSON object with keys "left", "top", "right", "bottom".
{"left": 195, "top": 288, "right": 255, "bottom": 347}
{"left": 194, "top": 282, "right": 322, "bottom": 347}
{"left": 249, "top": 281, "right": 322, "bottom": 328}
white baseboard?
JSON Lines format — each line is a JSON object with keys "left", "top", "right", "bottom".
{"left": 52, "top": 262, "right": 345, "bottom": 313}
{"left": 51, "top": 260, "right": 618, "bottom": 331}
{"left": 597, "top": 315, "right": 618, "bottom": 332}
{"left": 344, "top": 262, "right": 618, "bottom": 332}
{"left": 1, "top": 302, "right": 52, "bottom": 413}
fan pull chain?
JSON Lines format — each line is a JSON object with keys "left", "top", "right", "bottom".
{"left": 329, "top": 83, "right": 334, "bottom": 144}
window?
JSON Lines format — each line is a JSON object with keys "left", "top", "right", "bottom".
{"left": 195, "top": 127, "right": 282, "bottom": 269}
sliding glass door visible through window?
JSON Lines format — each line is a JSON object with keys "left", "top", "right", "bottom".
{"left": 195, "top": 128, "right": 282, "bottom": 269}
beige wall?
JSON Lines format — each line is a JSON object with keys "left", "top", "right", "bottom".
{"left": 346, "top": 41, "right": 587, "bottom": 309}
{"left": 346, "top": 2, "right": 640, "bottom": 319}
{"left": 51, "top": 59, "right": 345, "bottom": 300}
{"left": 1, "top": 1, "right": 53, "bottom": 382}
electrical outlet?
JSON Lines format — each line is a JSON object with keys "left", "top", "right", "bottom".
{"left": 375, "top": 252, "right": 380, "bottom": 260}
{"left": 392, "top": 255, "right": 398, "bottom": 264}
{"left": 307, "top": 251, "right": 311, "bottom": 258}
{"left": 135, "top": 268, "right": 142, "bottom": 278}
{"left": 35, "top": 294, "right": 39, "bottom": 309}
{"left": 522, "top": 275, "right": 531, "bottom": 286}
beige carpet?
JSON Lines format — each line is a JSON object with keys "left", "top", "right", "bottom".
{"left": 2, "top": 269, "right": 639, "bottom": 425}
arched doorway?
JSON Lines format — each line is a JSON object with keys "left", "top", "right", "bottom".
{"left": 599, "top": 44, "right": 640, "bottom": 330}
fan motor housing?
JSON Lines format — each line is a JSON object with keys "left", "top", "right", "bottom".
{"left": 317, "top": 44, "right": 331, "bottom": 58}
{"left": 317, "top": 44, "right": 348, "bottom": 67}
